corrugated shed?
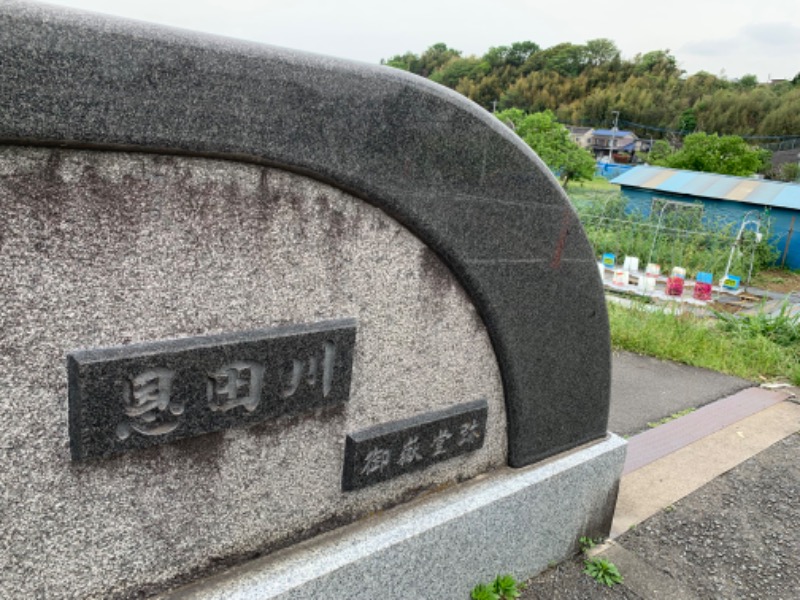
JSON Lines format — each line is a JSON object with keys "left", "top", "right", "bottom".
{"left": 611, "top": 166, "right": 800, "bottom": 210}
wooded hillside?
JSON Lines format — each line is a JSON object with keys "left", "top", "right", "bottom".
{"left": 382, "top": 41, "right": 800, "bottom": 140}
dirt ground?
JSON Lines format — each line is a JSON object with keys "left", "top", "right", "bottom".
{"left": 749, "top": 268, "right": 800, "bottom": 295}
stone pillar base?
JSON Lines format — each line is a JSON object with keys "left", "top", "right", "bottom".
{"left": 166, "top": 435, "right": 627, "bottom": 599}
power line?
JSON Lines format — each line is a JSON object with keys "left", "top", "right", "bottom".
{"left": 567, "top": 116, "right": 800, "bottom": 142}
{"left": 616, "top": 119, "right": 800, "bottom": 142}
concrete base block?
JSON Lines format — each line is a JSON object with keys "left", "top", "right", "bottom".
{"left": 166, "top": 435, "right": 627, "bottom": 599}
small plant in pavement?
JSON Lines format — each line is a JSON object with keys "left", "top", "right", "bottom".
{"left": 584, "top": 557, "right": 624, "bottom": 587}
{"left": 470, "top": 574, "right": 525, "bottom": 599}
{"left": 647, "top": 407, "right": 696, "bottom": 428}
{"left": 579, "top": 536, "right": 598, "bottom": 553}
{"left": 470, "top": 583, "right": 499, "bottom": 600}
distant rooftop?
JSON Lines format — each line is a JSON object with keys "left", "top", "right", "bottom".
{"left": 594, "top": 129, "right": 635, "bottom": 137}
{"left": 611, "top": 165, "right": 800, "bottom": 210}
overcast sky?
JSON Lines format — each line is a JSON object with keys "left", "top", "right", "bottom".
{"left": 43, "top": 0, "right": 800, "bottom": 81}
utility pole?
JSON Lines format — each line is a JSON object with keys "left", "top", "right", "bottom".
{"left": 610, "top": 110, "right": 620, "bottom": 163}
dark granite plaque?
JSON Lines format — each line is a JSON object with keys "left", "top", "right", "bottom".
{"left": 342, "top": 399, "right": 488, "bottom": 491}
{"left": 68, "top": 319, "right": 357, "bottom": 460}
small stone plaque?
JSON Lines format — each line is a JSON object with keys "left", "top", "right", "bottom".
{"left": 68, "top": 319, "right": 357, "bottom": 460}
{"left": 342, "top": 399, "right": 488, "bottom": 491}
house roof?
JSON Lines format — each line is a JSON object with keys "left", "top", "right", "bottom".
{"left": 611, "top": 165, "right": 800, "bottom": 210}
{"left": 567, "top": 126, "right": 593, "bottom": 135}
{"left": 593, "top": 129, "right": 635, "bottom": 138}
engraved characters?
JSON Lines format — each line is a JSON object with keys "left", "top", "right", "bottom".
{"left": 396, "top": 436, "right": 423, "bottom": 466}
{"left": 360, "top": 448, "right": 392, "bottom": 475}
{"left": 431, "top": 428, "right": 453, "bottom": 457}
{"left": 352, "top": 413, "right": 486, "bottom": 487}
{"left": 116, "top": 368, "right": 183, "bottom": 440}
{"left": 458, "top": 419, "right": 481, "bottom": 446}
{"left": 207, "top": 361, "right": 264, "bottom": 413}
{"left": 115, "top": 342, "right": 337, "bottom": 440}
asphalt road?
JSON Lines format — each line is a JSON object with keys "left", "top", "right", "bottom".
{"left": 608, "top": 351, "right": 752, "bottom": 436}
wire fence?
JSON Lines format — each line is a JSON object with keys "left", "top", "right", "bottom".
{"left": 569, "top": 190, "right": 778, "bottom": 279}
{"left": 759, "top": 137, "right": 800, "bottom": 152}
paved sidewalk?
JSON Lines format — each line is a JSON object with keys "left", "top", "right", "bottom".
{"left": 519, "top": 352, "right": 800, "bottom": 600}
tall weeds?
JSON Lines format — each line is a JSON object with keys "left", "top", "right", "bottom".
{"left": 608, "top": 301, "right": 800, "bottom": 384}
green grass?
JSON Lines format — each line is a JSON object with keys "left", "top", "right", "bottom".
{"left": 608, "top": 301, "right": 800, "bottom": 384}
{"left": 714, "top": 300, "right": 800, "bottom": 346}
{"left": 569, "top": 177, "right": 617, "bottom": 192}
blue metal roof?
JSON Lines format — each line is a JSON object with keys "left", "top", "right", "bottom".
{"left": 611, "top": 166, "right": 800, "bottom": 210}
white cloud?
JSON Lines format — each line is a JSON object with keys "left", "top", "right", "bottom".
{"left": 742, "top": 22, "right": 800, "bottom": 48}
{"left": 680, "top": 21, "right": 800, "bottom": 79}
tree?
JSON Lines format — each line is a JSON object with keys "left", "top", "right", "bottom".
{"left": 735, "top": 74, "right": 759, "bottom": 90}
{"left": 654, "top": 132, "right": 771, "bottom": 176}
{"left": 483, "top": 41, "right": 540, "bottom": 69}
{"left": 646, "top": 140, "right": 674, "bottom": 163}
{"left": 527, "top": 43, "right": 588, "bottom": 77}
{"left": 381, "top": 51, "right": 421, "bottom": 74}
{"left": 507, "top": 41, "right": 540, "bottom": 66}
{"left": 384, "top": 41, "right": 800, "bottom": 139}
{"left": 429, "top": 56, "right": 487, "bottom": 88}
{"left": 675, "top": 107, "right": 697, "bottom": 133}
{"left": 496, "top": 109, "right": 596, "bottom": 188}
{"left": 584, "top": 38, "right": 620, "bottom": 66}
{"left": 633, "top": 49, "right": 680, "bottom": 77}
{"left": 418, "top": 43, "right": 462, "bottom": 77}
{"left": 758, "top": 88, "right": 800, "bottom": 135}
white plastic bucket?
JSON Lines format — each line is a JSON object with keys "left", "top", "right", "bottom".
{"left": 623, "top": 256, "right": 639, "bottom": 273}
{"left": 638, "top": 274, "right": 657, "bottom": 292}
{"left": 645, "top": 263, "right": 660, "bottom": 276}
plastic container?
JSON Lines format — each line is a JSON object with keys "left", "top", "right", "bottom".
{"left": 602, "top": 253, "right": 616, "bottom": 269}
{"left": 646, "top": 263, "right": 661, "bottom": 276}
{"left": 693, "top": 282, "right": 712, "bottom": 301}
{"left": 612, "top": 269, "right": 629, "bottom": 286}
{"left": 696, "top": 272, "right": 713, "bottom": 284}
{"left": 623, "top": 256, "right": 640, "bottom": 273}
{"left": 638, "top": 273, "right": 657, "bottom": 292}
{"left": 670, "top": 266, "right": 686, "bottom": 280}
{"left": 721, "top": 275, "right": 740, "bottom": 290}
{"left": 666, "top": 276, "right": 684, "bottom": 296}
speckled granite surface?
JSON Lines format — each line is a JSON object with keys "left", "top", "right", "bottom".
{"left": 0, "top": 0, "right": 610, "bottom": 467}
{"left": 0, "top": 2, "right": 616, "bottom": 596}
{"left": 0, "top": 148, "right": 505, "bottom": 598}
